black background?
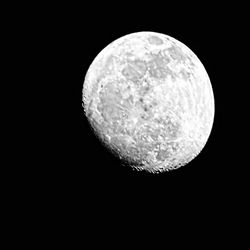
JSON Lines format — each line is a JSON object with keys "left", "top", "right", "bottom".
{"left": 11, "top": 2, "right": 247, "bottom": 245}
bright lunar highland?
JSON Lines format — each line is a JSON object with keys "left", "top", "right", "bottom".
{"left": 82, "top": 32, "right": 215, "bottom": 173}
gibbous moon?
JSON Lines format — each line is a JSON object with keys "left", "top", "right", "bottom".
{"left": 82, "top": 31, "right": 215, "bottom": 173}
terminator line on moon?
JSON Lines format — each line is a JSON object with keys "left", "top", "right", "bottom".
{"left": 82, "top": 31, "right": 215, "bottom": 172}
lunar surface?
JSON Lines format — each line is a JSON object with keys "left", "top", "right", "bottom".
{"left": 82, "top": 31, "right": 215, "bottom": 173}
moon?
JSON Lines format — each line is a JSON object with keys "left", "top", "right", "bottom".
{"left": 82, "top": 31, "right": 215, "bottom": 173}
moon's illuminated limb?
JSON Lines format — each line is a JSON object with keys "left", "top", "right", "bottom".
{"left": 82, "top": 31, "right": 215, "bottom": 172}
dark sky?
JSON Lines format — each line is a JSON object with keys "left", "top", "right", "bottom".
{"left": 22, "top": 4, "right": 246, "bottom": 237}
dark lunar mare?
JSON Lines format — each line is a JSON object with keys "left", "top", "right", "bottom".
{"left": 85, "top": 45, "right": 188, "bottom": 170}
